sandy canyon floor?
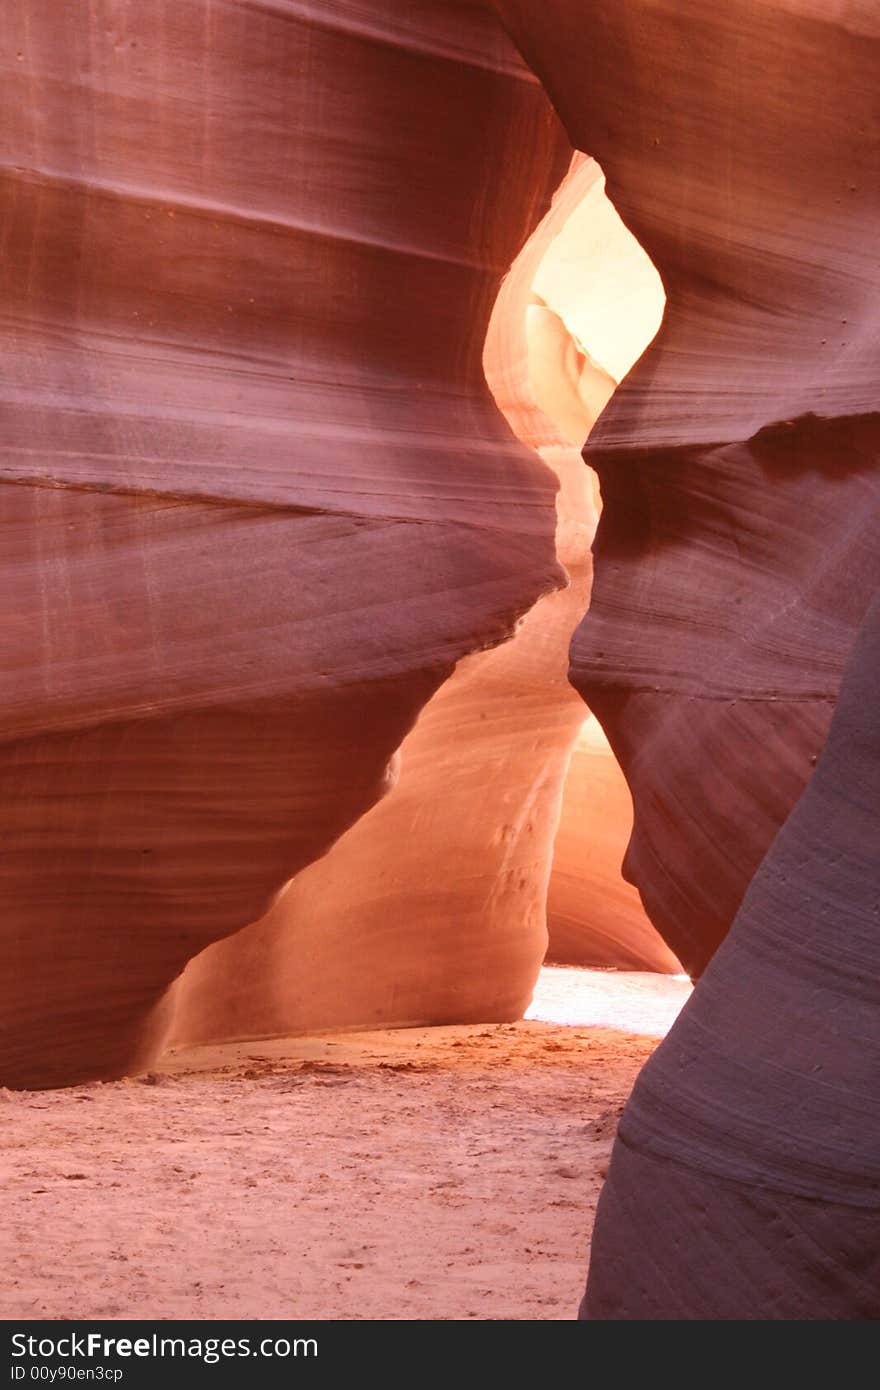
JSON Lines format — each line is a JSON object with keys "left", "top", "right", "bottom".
{"left": 3, "top": 970, "right": 690, "bottom": 1321}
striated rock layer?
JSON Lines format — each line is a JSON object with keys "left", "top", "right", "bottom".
{"left": 168, "top": 146, "right": 674, "bottom": 1048}
{"left": 493, "top": 0, "right": 880, "bottom": 1319}
{"left": 583, "top": 593, "right": 880, "bottom": 1319}
{"left": 0, "top": 1, "right": 569, "bottom": 1088}
{"left": 494, "top": 0, "right": 880, "bottom": 973}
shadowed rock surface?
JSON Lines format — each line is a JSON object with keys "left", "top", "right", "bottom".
{"left": 6, "top": 3, "right": 879, "bottom": 1327}
{"left": 491, "top": 0, "right": 880, "bottom": 1319}
{"left": 1, "top": 1, "right": 569, "bottom": 1087}
{"left": 495, "top": 0, "right": 880, "bottom": 973}
{"left": 583, "top": 593, "right": 880, "bottom": 1319}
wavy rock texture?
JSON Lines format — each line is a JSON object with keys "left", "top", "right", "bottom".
{"left": 495, "top": 0, "right": 880, "bottom": 974}
{"left": 583, "top": 593, "right": 880, "bottom": 1319}
{"left": 0, "top": 1, "right": 569, "bottom": 1088}
{"left": 168, "top": 148, "right": 672, "bottom": 1048}
{"left": 166, "top": 549, "right": 589, "bottom": 1044}
{"left": 493, "top": 0, "right": 880, "bottom": 1319}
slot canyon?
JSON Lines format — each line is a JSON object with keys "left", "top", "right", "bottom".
{"left": 2, "top": 0, "right": 878, "bottom": 1323}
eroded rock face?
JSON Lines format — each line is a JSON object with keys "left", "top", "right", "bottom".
{"left": 168, "top": 148, "right": 672, "bottom": 1048}
{"left": 580, "top": 417, "right": 880, "bottom": 976}
{"left": 494, "top": 0, "right": 880, "bottom": 972}
{"left": 492, "top": 0, "right": 880, "bottom": 1319}
{"left": 583, "top": 594, "right": 880, "bottom": 1319}
{"left": 0, "top": 1, "right": 568, "bottom": 1087}
{"left": 167, "top": 565, "right": 588, "bottom": 1045}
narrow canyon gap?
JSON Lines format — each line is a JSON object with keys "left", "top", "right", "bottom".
{"left": 3, "top": 0, "right": 878, "bottom": 1325}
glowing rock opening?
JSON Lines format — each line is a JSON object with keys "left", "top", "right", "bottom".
{"left": 485, "top": 151, "right": 673, "bottom": 975}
